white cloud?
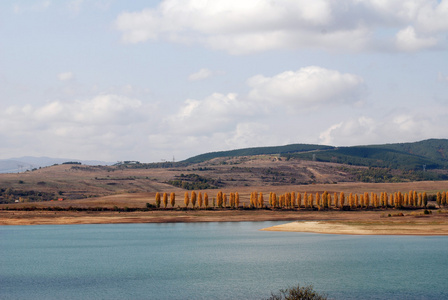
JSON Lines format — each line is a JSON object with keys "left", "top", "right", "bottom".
{"left": 395, "top": 26, "right": 437, "bottom": 51}
{"left": 0, "top": 94, "right": 151, "bottom": 160}
{"left": 247, "top": 66, "right": 364, "bottom": 110}
{"left": 114, "top": 0, "right": 448, "bottom": 54}
{"left": 168, "top": 92, "right": 253, "bottom": 135}
{"left": 188, "top": 68, "right": 213, "bottom": 81}
{"left": 319, "top": 112, "right": 447, "bottom": 146}
{"left": 58, "top": 72, "right": 74, "bottom": 81}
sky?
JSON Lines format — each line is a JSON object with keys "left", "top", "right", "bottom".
{"left": 1, "top": 0, "right": 448, "bottom": 163}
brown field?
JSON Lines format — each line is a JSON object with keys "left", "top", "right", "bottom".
{"left": 1, "top": 159, "right": 448, "bottom": 234}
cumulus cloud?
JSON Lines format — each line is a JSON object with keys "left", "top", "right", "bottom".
{"left": 247, "top": 66, "right": 364, "bottom": 110}
{"left": 58, "top": 72, "right": 74, "bottom": 81}
{"left": 0, "top": 94, "right": 150, "bottom": 160}
{"left": 319, "top": 111, "right": 447, "bottom": 146}
{"left": 188, "top": 68, "right": 213, "bottom": 81}
{"left": 168, "top": 92, "right": 253, "bottom": 135}
{"left": 114, "top": 0, "right": 448, "bottom": 54}
{"left": 395, "top": 26, "right": 437, "bottom": 51}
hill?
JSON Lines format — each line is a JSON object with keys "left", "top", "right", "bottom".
{"left": 289, "top": 139, "right": 448, "bottom": 171}
{"left": 182, "top": 144, "right": 334, "bottom": 164}
{"left": 0, "top": 156, "right": 112, "bottom": 173}
{"left": 183, "top": 139, "right": 448, "bottom": 171}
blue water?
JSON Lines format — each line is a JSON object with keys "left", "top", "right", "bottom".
{"left": 1, "top": 222, "right": 447, "bottom": 300}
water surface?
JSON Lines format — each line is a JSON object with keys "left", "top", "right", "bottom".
{"left": 1, "top": 222, "right": 447, "bottom": 299}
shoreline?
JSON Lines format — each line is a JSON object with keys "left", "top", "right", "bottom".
{"left": 1, "top": 210, "right": 448, "bottom": 236}
{"left": 261, "top": 220, "right": 448, "bottom": 236}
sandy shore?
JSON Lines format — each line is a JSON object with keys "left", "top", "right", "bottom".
{"left": 1, "top": 210, "right": 448, "bottom": 236}
{"left": 261, "top": 220, "right": 448, "bottom": 235}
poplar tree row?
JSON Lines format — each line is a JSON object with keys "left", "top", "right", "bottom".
{"left": 155, "top": 190, "right": 445, "bottom": 209}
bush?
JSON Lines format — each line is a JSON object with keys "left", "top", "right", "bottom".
{"left": 266, "top": 284, "right": 327, "bottom": 300}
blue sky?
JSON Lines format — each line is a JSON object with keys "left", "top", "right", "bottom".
{"left": 1, "top": 0, "right": 448, "bottom": 162}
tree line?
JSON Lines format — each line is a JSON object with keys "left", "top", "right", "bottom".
{"left": 153, "top": 190, "right": 447, "bottom": 209}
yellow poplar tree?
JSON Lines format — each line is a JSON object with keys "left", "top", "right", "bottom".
{"left": 204, "top": 192, "right": 209, "bottom": 208}
{"left": 184, "top": 192, "right": 190, "bottom": 208}
{"left": 291, "top": 192, "right": 296, "bottom": 208}
{"left": 349, "top": 193, "right": 354, "bottom": 208}
{"left": 304, "top": 192, "right": 308, "bottom": 208}
{"left": 315, "top": 193, "right": 320, "bottom": 209}
{"left": 235, "top": 192, "right": 240, "bottom": 208}
{"left": 191, "top": 191, "right": 197, "bottom": 208}
{"left": 163, "top": 192, "right": 168, "bottom": 208}
{"left": 217, "top": 191, "right": 223, "bottom": 208}
{"left": 297, "top": 193, "right": 302, "bottom": 209}
{"left": 355, "top": 194, "right": 359, "bottom": 208}
{"left": 259, "top": 192, "right": 264, "bottom": 208}
{"left": 423, "top": 192, "right": 428, "bottom": 207}
{"left": 198, "top": 192, "right": 203, "bottom": 208}
{"left": 396, "top": 192, "right": 400, "bottom": 207}
{"left": 223, "top": 193, "right": 228, "bottom": 208}
{"left": 436, "top": 192, "right": 442, "bottom": 207}
{"left": 364, "top": 192, "right": 369, "bottom": 208}
{"left": 286, "top": 193, "right": 291, "bottom": 208}
{"left": 170, "top": 192, "right": 175, "bottom": 208}
{"left": 334, "top": 192, "right": 339, "bottom": 209}
{"left": 339, "top": 192, "right": 345, "bottom": 209}
{"left": 155, "top": 192, "right": 161, "bottom": 208}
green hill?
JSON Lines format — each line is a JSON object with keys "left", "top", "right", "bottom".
{"left": 290, "top": 139, "right": 448, "bottom": 171}
{"left": 182, "top": 144, "right": 334, "bottom": 164}
{"left": 183, "top": 139, "right": 448, "bottom": 171}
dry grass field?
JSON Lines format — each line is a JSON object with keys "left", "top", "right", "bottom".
{"left": 1, "top": 158, "right": 448, "bottom": 232}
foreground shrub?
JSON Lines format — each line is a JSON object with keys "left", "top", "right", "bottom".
{"left": 266, "top": 284, "right": 327, "bottom": 300}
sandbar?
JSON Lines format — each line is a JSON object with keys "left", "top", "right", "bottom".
{"left": 261, "top": 220, "right": 448, "bottom": 235}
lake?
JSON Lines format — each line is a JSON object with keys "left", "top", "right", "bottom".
{"left": 1, "top": 222, "right": 447, "bottom": 300}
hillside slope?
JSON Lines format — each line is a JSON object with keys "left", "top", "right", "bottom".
{"left": 183, "top": 139, "right": 448, "bottom": 171}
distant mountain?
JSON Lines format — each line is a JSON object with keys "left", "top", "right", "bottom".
{"left": 0, "top": 156, "right": 112, "bottom": 173}
{"left": 182, "top": 139, "right": 448, "bottom": 171}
